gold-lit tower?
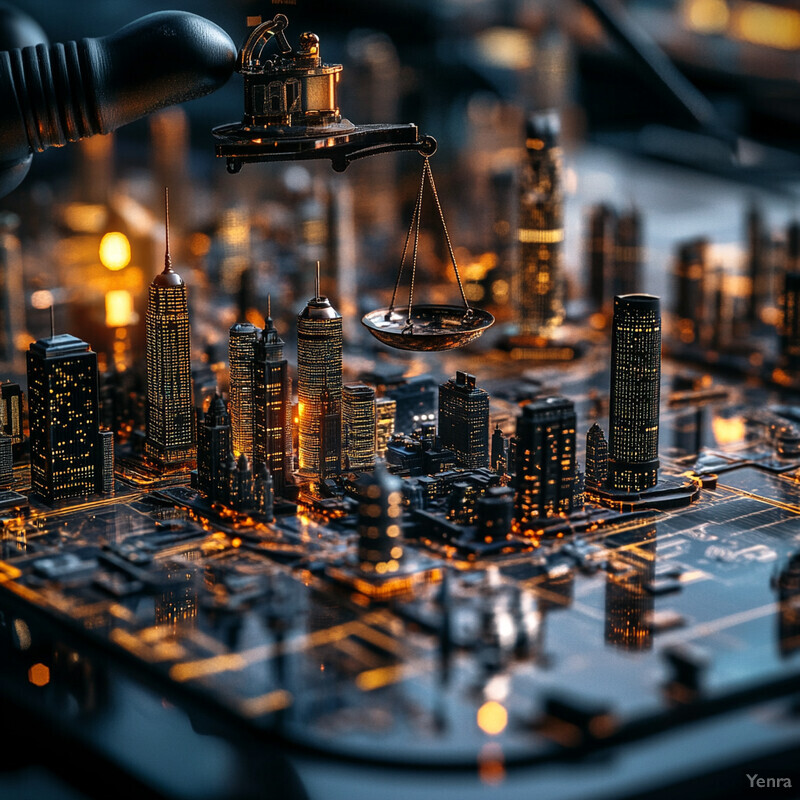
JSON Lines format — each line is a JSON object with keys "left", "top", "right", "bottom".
{"left": 144, "top": 190, "right": 196, "bottom": 467}
{"left": 297, "top": 265, "right": 342, "bottom": 479}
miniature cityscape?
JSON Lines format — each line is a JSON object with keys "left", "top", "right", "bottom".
{"left": 1, "top": 8, "right": 800, "bottom": 798}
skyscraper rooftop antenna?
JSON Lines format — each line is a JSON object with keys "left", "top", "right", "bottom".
{"left": 49, "top": 304, "right": 54, "bottom": 339}
{"left": 163, "top": 187, "right": 172, "bottom": 273}
{"left": 315, "top": 261, "right": 321, "bottom": 300}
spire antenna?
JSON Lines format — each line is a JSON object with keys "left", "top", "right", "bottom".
{"left": 164, "top": 186, "right": 172, "bottom": 272}
{"left": 267, "top": 293, "right": 271, "bottom": 321}
{"left": 315, "top": 260, "right": 320, "bottom": 300}
{"left": 49, "top": 305, "right": 55, "bottom": 339}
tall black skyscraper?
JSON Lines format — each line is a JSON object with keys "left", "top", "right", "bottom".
{"left": 438, "top": 371, "right": 489, "bottom": 469}
{"left": 145, "top": 196, "right": 195, "bottom": 467}
{"left": 607, "top": 295, "right": 662, "bottom": 493}
{"left": 513, "top": 396, "right": 576, "bottom": 528}
{"left": 253, "top": 309, "right": 292, "bottom": 496}
{"left": 198, "top": 394, "right": 232, "bottom": 504}
{"left": 27, "top": 332, "right": 108, "bottom": 503}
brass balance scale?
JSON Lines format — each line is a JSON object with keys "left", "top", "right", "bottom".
{"left": 213, "top": 13, "right": 494, "bottom": 352}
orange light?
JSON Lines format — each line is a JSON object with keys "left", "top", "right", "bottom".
{"left": 105, "top": 289, "right": 134, "bottom": 327}
{"left": 99, "top": 232, "right": 132, "bottom": 271}
{"left": 28, "top": 662, "right": 50, "bottom": 686}
{"left": 731, "top": 2, "right": 800, "bottom": 50}
{"left": 477, "top": 700, "right": 508, "bottom": 735}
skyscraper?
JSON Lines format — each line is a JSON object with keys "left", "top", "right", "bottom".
{"left": 253, "top": 309, "right": 292, "bottom": 497}
{"left": 0, "top": 434, "right": 11, "bottom": 488}
{"left": 319, "top": 385, "right": 341, "bottom": 480}
{"left": 375, "top": 397, "right": 396, "bottom": 459}
{"left": 585, "top": 423, "right": 608, "bottom": 489}
{"left": 438, "top": 371, "right": 489, "bottom": 469}
{"left": 26, "top": 332, "right": 108, "bottom": 503}
{"left": 342, "top": 383, "right": 376, "bottom": 471}
{"left": 607, "top": 294, "right": 661, "bottom": 493}
{"left": 198, "top": 394, "right": 232, "bottom": 503}
{"left": 780, "top": 272, "right": 800, "bottom": 370}
{"left": 513, "top": 396, "right": 576, "bottom": 528}
{"left": 517, "top": 111, "right": 564, "bottom": 338}
{"left": 296, "top": 271, "right": 343, "bottom": 479}
{"left": 145, "top": 195, "right": 196, "bottom": 467}
{"left": 491, "top": 424, "right": 507, "bottom": 473}
{"left": 0, "top": 382, "right": 23, "bottom": 447}
{"left": 228, "top": 321, "right": 258, "bottom": 460}
{"left": 356, "top": 461, "right": 404, "bottom": 575}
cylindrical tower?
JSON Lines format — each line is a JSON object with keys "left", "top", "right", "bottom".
{"left": 296, "top": 286, "right": 342, "bottom": 478}
{"left": 607, "top": 294, "right": 661, "bottom": 493}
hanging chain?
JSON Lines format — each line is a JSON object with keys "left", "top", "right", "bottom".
{"left": 424, "top": 158, "right": 472, "bottom": 315}
{"left": 406, "top": 162, "right": 424, "bottom": 327}
{"left": 388, "top": 155, "right": 472, "bottom": 328}
{"left": 388, "top": 161, "right": 426, "bottom": 316}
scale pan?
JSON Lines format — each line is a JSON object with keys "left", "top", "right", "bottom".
{"left": 361, "top": 304, "right": 494, "bottom": 351}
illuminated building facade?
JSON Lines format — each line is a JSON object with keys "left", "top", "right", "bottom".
{"left": 375, "top": 397, "right": 396, "bottom": 458}
{"left": 513, "top": 396, "right": 576, "bottom": 527}
{"left": 253, "top": 313, "right": 292, "bottom": 497}
{"left": 296, "top": 288, "right": 342, "bottom": 478}
{"left": 144, "top": 236, "right": 196, "bottom": 467}
{"left": 585, "top": 422, "right": 608, "bottom": 489}
{"left": 228, "top": 321, "right": 258, "bottom": 460}
{"left": 227, "top": 452, "right": 254, "bottom": 511}
{"left": 319, "top": 385, "right": 342, "bottom": 480}
{"left": 356, "top": 462, "right": 404, "bottom": 575}
{"left": 438, "top": 371, "right": 489, "bottom": 469}
{"left": 198, "top": 395, "right": 231, "bottom": 503}
{"left": 0, "top": 434, "right": 11, "bottom": 487}
{"left": 607, "top": 294, "right": 661, "bottom": 493}
{"left": 781, "top": 272, "right": 800, "bottom": 370}
{"left": 517, "top": 111, "right": 564, "bottom": 338}
{"left": 0, "top": 382, "right": 23, "bottom": 446}
{"left": 491, "top": 424, "right": 507, "bottom": 473}
{"left": 342, "top": 383, "right": 376, "bottom": 471}
{"left": 254, "top": 462, "right": 274, "bottom": 520}
{"left": 26, "top": 333, "right": 108, "bottom": 503}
